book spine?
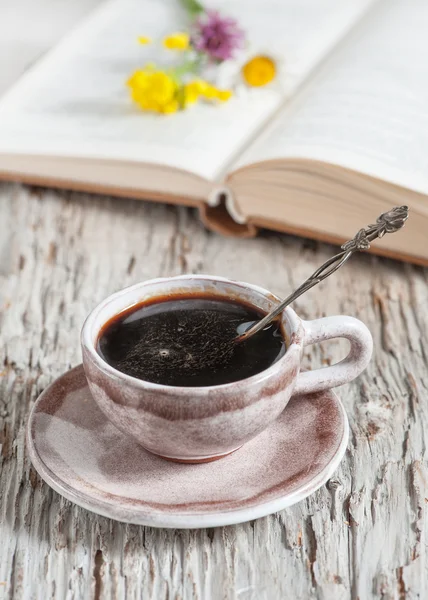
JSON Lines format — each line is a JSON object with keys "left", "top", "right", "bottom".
{"left": 199, "top": 186, "right": 258, "bottom": 237}
{"left": 207, "top": 187, "right": 246, "bottom": 224}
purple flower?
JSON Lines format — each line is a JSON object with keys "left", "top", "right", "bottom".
{"left": 192, "top": 10, "right": 245, "bottom": 61}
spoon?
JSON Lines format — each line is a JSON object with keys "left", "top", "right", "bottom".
{"left": 236, "top": 205, "right": 409, "bottom": 343}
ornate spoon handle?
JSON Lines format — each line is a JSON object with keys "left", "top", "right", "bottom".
{"left": 236, "top": 206, "right": 409, "bottom": 343}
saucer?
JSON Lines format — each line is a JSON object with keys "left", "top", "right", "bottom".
{"left": 27, "top": 365, "right": 348, "bottom": 528}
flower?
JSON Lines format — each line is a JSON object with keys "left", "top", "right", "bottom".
{"left": 163, "top": 32, "right": 190, "bottom": 51}
{"left": 192, "top": 10, "right": 245, "bottom": 61}
{"left": 198, "top": 81, "right": 232, "bottom": 101}
{"left": 375, "top": 206, "right": 409, "bottom": 235}
{"left": 127, "top": 68, "right": 232, "bottom": 114}
{"left": 127, "top": 67, "right": 179, "bottom": 114}
{"left": 137, "top": 36, "right": 152, "bottom": 45}
{"left": 183, "top": 80, "right": 232, "bottom": 107}
{"left": 242, "top": 55, "right": 276, "bottom": 87}
{"left": 183, "top": 81, "right": 202, "bottom": 106}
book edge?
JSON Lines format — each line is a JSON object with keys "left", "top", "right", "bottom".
{"left": 1, "top": 170, "right": 425, "bottom": 265}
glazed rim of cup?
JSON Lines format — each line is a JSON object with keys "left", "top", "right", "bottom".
{"left": 81, "top": 275, "right": 302, "bottom": 393}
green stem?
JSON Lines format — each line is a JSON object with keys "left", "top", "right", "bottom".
{"left": 173, "top": 54, "right": 204, "bottom": 79}
{"left": 180, "top": 0, "right": 204, "bottom": 17}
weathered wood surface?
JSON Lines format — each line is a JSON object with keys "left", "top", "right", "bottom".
{"left": 0, "top": 184, "right": 427, "bottom": 599}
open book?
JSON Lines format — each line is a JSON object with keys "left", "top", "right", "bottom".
{"left": 0, "top": 0, "right": 427, "bottom": 264}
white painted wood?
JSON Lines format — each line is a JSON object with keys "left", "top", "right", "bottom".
{"left": 0, "top": 183, "right": 427, "bottom": 599}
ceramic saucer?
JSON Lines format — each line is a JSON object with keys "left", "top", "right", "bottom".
{"left": 27, "top": 365, "right": 348, "bottom": 528}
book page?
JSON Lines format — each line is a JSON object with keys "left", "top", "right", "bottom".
{"left": 0, "top": 0, "right": 375, "bottom": 182}
{"left": 233, "top": 0, "right": 428, "bottom": 195}
{"left": 0, "top": 0, "right": 103, "bottom": 95}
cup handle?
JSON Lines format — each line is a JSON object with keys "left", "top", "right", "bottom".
{"left": 293, "top": 316, "right": 373, "bottom": 396}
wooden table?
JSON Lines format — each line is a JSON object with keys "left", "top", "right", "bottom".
{"left": 1, "top": 3, "right": 427, "bottom": 597}
{"left": 1, "top": 185, "right": 427, "bottom": 599}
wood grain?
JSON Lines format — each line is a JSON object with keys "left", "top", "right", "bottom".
{"left": 0, "top": 183, "right": 427, "bottom": 599}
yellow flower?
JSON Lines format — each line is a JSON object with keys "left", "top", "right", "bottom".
{"left": 163, "top": 32, "right": 190, "bottom": 51}
{"left": 182, "top": 80, "right": 232, "bottom": 107}
{"left": 185, "top": 80, "right": 232, "bottom": 103}
{"left": 127, "top": 67, "right": 179, "bottom": 114}
{"left": 137, "top": 36, "right": 152, "bottom": 45}
{"left": 127, "top": 68, "right": 232, "bottom": 114}
{"left": 183, "top": 81, "right": 203, "bottom": 106}
{"left": 242, "top": 56, "right": 276, "bottom": 87}
{"left": 216, "top": 89, "right": 233, "bottom": 102}
{"left": 201, "top": 82, "right": 232, "bottom": 102}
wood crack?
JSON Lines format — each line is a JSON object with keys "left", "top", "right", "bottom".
{"left": 93, "top": 549, "right": 104, "bottom": 600}
{"left": 304, "top": 517, "right": 318, "bottom": 589}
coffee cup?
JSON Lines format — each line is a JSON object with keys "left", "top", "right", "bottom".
{"left": 81, "top": 275, "right": 372, "bottom": 463}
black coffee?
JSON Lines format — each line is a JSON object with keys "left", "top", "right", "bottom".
{"left": 97, "top": 295, "right": 286, "bottom": 387}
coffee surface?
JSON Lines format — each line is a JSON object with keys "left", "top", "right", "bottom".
{"left": 97, "top": 296, "right": 286, "bottom": 387}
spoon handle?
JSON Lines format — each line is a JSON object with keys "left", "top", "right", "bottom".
{"left": 237, "top": 205, "right": 409, "bottom": 343}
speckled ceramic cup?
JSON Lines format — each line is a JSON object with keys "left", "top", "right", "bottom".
{"left": 81, "top": 275, "right": 372, "bottom": 463}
